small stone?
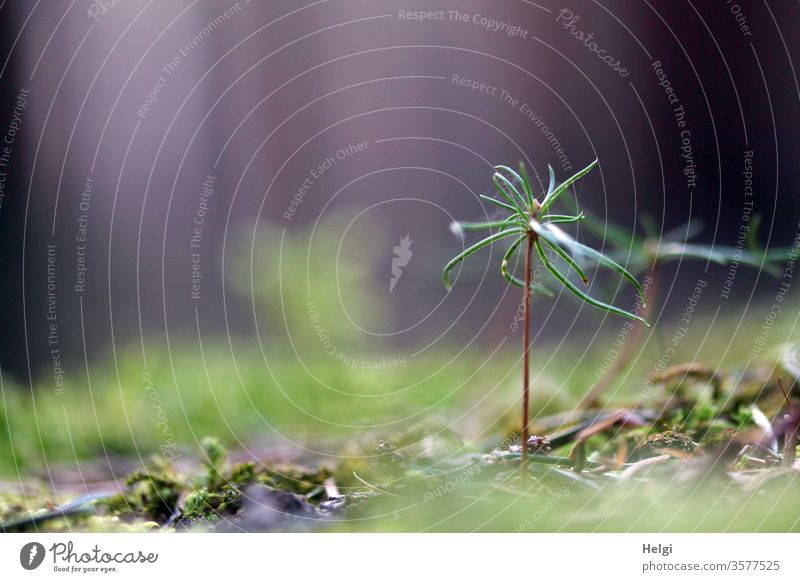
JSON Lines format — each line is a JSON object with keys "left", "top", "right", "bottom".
{"left": 526, "top": 435, "right": 552, "bottom": 453}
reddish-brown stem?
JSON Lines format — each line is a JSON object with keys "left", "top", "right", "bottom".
{"left": 783, "top": 413, "right": 797, "bottom": 468}
{"left": 578, "top": 264, "right": 659, "bottom": 409}
{"left": 521, "top": 232, "right": 534, "bottom": 469}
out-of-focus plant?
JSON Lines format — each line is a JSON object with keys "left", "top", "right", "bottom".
{"left": 575, "top": 210, "right": 787, "bottom": 278}
{"left": 443, "top": 160, "right": 648, "bottom": 467}
{"left": 572, "top": 205, "right": 795, "bottom": 408}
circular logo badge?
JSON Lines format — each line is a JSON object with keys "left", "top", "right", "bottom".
{"left": 19, "top": 542, "right": 46, "bottom": 570}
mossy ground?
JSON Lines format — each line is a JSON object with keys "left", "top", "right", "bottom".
{"left": 2, "top": 303, "right": 799, "bottom": 532}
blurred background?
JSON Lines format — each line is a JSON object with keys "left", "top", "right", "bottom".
{"left": 0, "top": 0, "right": 798, "bottom": 475}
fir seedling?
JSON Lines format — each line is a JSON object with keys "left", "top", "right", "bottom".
{"left": 443, "top": 160, "right": 648, "bottom": 467}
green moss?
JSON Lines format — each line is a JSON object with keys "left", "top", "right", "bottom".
{"left": 634, "top": 430, "right": 698, "bottom": 455}
{"left": 201, "top": 436, "right": 227, "bottom": 490}
{"left": 102, "top": 467, "right": 183, "bottom": 523}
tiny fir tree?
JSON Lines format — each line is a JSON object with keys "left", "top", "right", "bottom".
{"left": 443, "top": 160, "right": 648, "bottom": 467}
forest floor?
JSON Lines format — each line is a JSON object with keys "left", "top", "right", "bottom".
{"left": 2, "top": 306, "right": 800, "bottom": 532}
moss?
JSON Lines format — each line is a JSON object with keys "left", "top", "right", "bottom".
{"left": 101, "top": 468, "right": 183, "bottom": 523}
{"left": 633, "top": 430, "right": 699, "bottom": 456}
{"left": 376, "top": 440, "right": 404, "bottom": 465}
{"left": 201, "top": 436, "right": 228, "bottom": 490}
{"left": 99, "top": 442, "right": 232, "bottom": 525}
{"left": 181, "top": 489, "right": 224, "bottom": 523}
{"left": 260, "top": 464, "right": 334, "bottom": 496}
{"left": 7, "top": 346, "right": 800, "bottom": 533}
{"left": 229, "top": 461, "right": 257, "bottom": 487}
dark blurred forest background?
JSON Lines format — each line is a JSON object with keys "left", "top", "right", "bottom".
{"left": 0, "top": 0, "right": 798, "bottom": 386}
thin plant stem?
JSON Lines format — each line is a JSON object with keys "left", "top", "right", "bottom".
{"left": 444, "top": 161, "right": 649, "bottom": 472}
{"left": 783, "top": 414, "right": 797, "bottom": 468}
{"left": 579, "top": 264, "right": 659, "bottom": 409}
{"left": 521, "top": 232, "right": 534, "bottom": 468}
